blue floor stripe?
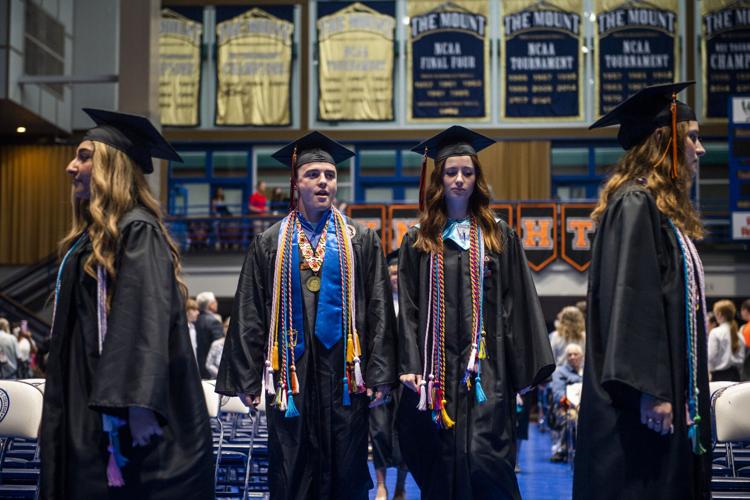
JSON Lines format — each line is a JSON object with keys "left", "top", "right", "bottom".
{"left": 368, "top": 423, "right": 573, "bottom": 499}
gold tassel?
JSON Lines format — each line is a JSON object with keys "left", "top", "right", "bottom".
{"left": 290, "top": 365, "right": 299, "bottom": 394}
{"left": 440, "top": 402, "right": 455, "bottom": 429}
{"left": 271, "top": 340, "right": 280, "bottom": 371}
{"left": 346, "top": 333, "right": 355, "bottom": 363}
{"left": 478, "top": 332, "right": 487, "bottom": 360}
{"left": 353, "top": 329, "right": 362, "bottom": 357}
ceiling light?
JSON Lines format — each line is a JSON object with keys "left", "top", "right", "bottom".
{"left": 16, "top": 126, "right": 26, "bottom": 133}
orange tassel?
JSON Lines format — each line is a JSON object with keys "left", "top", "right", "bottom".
{"left": 418, "top": 147, "right": 428, "bottom": 212}
{"left": 671, "top": 92, "right": 678, "bottom": 179}
{"left": 290, "top": 365, "right": 299, "bottom": 394}
{"left": 346, "top": 333, "right": 354, "bottom": 363}
{"left": 271, "top": 340, "right": 279, "bottom": 371}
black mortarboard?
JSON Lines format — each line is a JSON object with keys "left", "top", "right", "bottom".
{"left": 411, "top": 125, "right": 495, "bottom": 163}
{"left": 82, "top": 108, "right": 182, "bottom": 173}
{"left": 271, "top": 131, "right": 355, "bottom": 211}
{"left": 590, "top": 81, "right": 696, "bottom": 150}
{"left": 386, "top": 249, "right": 399, "bottom": 266}
{"left": 411, "top": 126, "right": 495, "bottom": 211}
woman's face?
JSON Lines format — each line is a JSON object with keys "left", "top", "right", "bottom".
{"left": 684, "top": 121, "right": 705, "bottom": 178}
{"left": 442, "top": 155, "right": 476, "bottom": 206}
{"left": 66, "top": 141, "right": 94, "bottom": 200}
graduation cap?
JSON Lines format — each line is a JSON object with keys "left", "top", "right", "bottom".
{"left": 386, "top": 249, "right": 399, "bottom": 267}
{"left": 410, "top": 126, "right": 495, "bottom": 211}
{"left": 589, "top": 81, "right": 697, "bottom": 177}
{"left": 271, "top": 131, "right": 355, "bottom": 211}
{"left": 82, "top": 108, "right": 182, "bottom": 174}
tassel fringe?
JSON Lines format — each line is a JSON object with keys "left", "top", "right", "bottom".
{"left": 353, "top": 358, "right": 365, "bottom": 390}
{"left": 467, "top": 345, "right": 477, "bottom": 373}
{"left": 440, "top": 403, "right": 455, "bottom": 429}
{"left": 271, "top": 341, "right": 280, "bottom": 371}
{"left": 107, "top": 449, "right": 126, "bottom": 487}
{"left": 285, "top": 393, "right": 300, "bottom": 418}
{"left": 353, "top": 330, "right": 362, "bottom": 357}
{"left": 475, "top": 376, "right": 487, "bottom": 404}
{"left": 689, "top": 419, "right": 706, "bottom": 455}
{"left": 342, "top": 378, "right": 351, "bottom": 406}
{"left": 290, "top": 366, "right": 299, "bottom": 394}
{"left": 265, "top": 366, "right": 276, "bottom": 395}
{"left": 279, "top": 387, "right": 288, "bottom": 411}
{"left": 417, "top": 381, "right": 428, "bottom": 411}
{"left": 427, "top": 378, "right": 435, "bottom": 408}
{"left": 346, "top": 334, "right": 355, "bottom": 363}
{"left": 478, "top": 334, "right": 487, "bottom": 360}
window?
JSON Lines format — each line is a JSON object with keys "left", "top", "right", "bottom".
{"left": 24, "top": 2, "right": 65, "bottom": 98}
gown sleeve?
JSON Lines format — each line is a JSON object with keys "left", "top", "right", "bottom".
{"left": 501, "top": 224, "right": 556, "bottom": 393}
{"left": 361, "top": 228, "right": 397, "bottom": 387}
{"left": 595, "top": 189, "right": 673, "bottom": 404}
{"left": 89, "top": 221, "right": 177, "bottom": 420}
{"left": 215, "top": 235, "right": 268, "bottom": 397}
{"left": 397, "top": 230, "right": 423, "bottom": 377}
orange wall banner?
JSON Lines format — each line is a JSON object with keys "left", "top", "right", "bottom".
{"left": 516, "top": 203, "right": 557, "bottom": 271}
{"left": 560, "top": 203, "right": 596, "bottom": 272}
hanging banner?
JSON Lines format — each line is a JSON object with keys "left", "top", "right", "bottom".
{"left": 702, "top": 0, "right": 750, "bottom": 120}
{"left": 215, "top": 7, "right": 294, "bottom": 126}
{"left": 500, "top": 0, "right": 584, "bottom": 121}
{"left": 560, "top": 203, "right": 596, "bottom": 272}
{"left": 159, "top": 9, "right": 202, "bottom": 126}
{"left": 317, "top": 2, "right": 395, "bottom": 122}
{"left": 517, "top": 203, "right": 557, "bottom": 272}
{"left": 407, "top": 0, "right": 490, "bottom": 122}
{"left": 491, "top": 203, "right": 514, "bottom": 227}
{"left": 594, "top": 0, "right": 679, "bottom": 117}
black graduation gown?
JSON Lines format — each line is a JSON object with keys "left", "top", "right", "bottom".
{"left": 572, "top": 185, "right": 712, "bottom": 500}
{"left": 40, "top": 208, "right": 215, "bottom": 500}
{"left": 396, "top": 221, "right": 555, "bottom": 500}
{"left": 216, "top": 218, "right": 397, "bottom": 500}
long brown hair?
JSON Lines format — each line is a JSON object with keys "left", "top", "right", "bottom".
{"left": 58, "top": 142, "right": 188, "bottom": 306}
{"left": 558, "top": 306, "right": 585, "bottom": 344}
{"left": 591, "top": 121, "right": 703, "bottom": 239}
{"left": 713, "top": 299, "right": 740, "bottom": 354}
{"left": 414, "top": 155, "right": 502, "bottom": 254}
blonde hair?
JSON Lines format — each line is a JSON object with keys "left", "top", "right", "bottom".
{"left": 558, "top": 306, "right": 585, "bottom": 345}
{"left": 414, "top": 155, "right": 503, "bottom": 254}
{"left": 713, "top": 299, "right": 740, "bottom": 354}
{"left": 58, "top": 141, "right": 187, "bottom": 306}
{"left": 592, "top": 122, "right": 703, "bottom": 240}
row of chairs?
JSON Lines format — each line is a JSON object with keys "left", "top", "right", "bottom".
{"left": 0, "top": 379, "right": 269, "bottom": 499}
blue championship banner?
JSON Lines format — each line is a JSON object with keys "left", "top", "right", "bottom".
{"left": 159, "top": 8, "right": 203, "bottom": 126}
{"left": 317, "top": 2, "right": 395, "bottom": 122}
{"left": 407, "top": 0, "right": 489, "bottom": 122}
{"left": 595, "top": 0, "right": 679, "bottom": 116}
{"left": 501, "top": 0, "right": 584, "bottom": 121}
{"left": 215, "top": 6, "right": 294, "bottom": 126}
{"left": 702, "top": 0, "right": 750, "bottom": 120}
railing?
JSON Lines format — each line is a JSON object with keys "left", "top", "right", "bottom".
{"left": 165, "top": 213, "right": 286, "bottom": 253}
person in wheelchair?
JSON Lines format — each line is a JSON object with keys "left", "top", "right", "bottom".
{"left": 549, "top": 344, "right": 584, "bottom": 462}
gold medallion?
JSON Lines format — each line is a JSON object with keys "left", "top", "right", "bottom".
{"left": 306, "top": 275, "right": 321, "bottom": 293}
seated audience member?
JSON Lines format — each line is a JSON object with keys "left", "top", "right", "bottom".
{"left": 549, "top": 306, "right": 586, "bottom": 367}
{"left": 709, "top": 299, "right": 745, "bottom": 382}
{"left": 205, "top": 317, "right": 229, "bottom": 380}
{"left": 550, "top": 344, "right": 584, "bottom": 462}
{"left": 186, "top": 298, "right": 200, "bottom": 361}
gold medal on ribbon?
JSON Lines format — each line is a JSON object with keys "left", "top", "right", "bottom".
{"left": 306, "top": 275, "right": 321, "bottom": 293}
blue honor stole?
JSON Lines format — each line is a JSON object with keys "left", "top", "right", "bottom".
{"left": 289, "top": 210, "right": 346, "bottom": 360}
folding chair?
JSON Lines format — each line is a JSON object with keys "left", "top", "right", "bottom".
{"left": 565, "top": 382, "right": 582, "bottom": 470}
{"left": 714, "top": 382, "right": 750, "bottom": 478}
{"left": 0, "top": 380, "right": 44, "bottom": 499}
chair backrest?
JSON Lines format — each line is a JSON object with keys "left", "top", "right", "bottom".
{"left": 714, "top": 382, "right": 750, "bottom": 442}
{"left": 201, "top": 381, "right": 220, "bottom": 418}
{"left": 18, "top": 378, "right": 45, "bottom": 387}
{"left": 710, "top": 381, "right": 736, "bottom": 395}
{"left": 220, "top": 395, "right": 250, "bottom": 415}
{"left": 0, "top": 380, "right": 44, "bottom": 439}
{"left": 566, "top": 382, "right": 583, "bottom": 407}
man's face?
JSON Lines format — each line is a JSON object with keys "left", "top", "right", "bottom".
{"left": 742, "top": 308, "right": 750, "bottom": 323}
{"left": 296, "top": 162, "right": 337, "bottom": 215}
{"left": 209, "top": 300, "right": 218, "bottom": 313}
{"left": 389, "top": 264, "right": 398, "bottom": 293}
{"left": 567, "top": 349, "right": 583, "bottom": 371}
{"left": 187, "top": 308, "right": 199, "bottom": 322}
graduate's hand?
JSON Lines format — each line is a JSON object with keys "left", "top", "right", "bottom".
{"left": 368, "top": 385, "right": 392, "bottom": 408}
{"left": 399, "top": 374, "right": 422, "bottom": 393}
{"left": 128, "top": 406, "right": 163, "bottom": 446}
{"left": 640, "top": 393, "right": 673, "bottom": 436}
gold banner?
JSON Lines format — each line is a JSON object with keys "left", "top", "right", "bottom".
{"left": 318, "top": 2, "right": 395, "bottom": 121}
{"left": 407, "top": 0, "right": 490, "bottom": 123}
{"left": 594, "top": 0, "right": 680, "bottom": 117}
{"left": 159, "top": 9, "right": 202, "bottom": 126}
{"left": 216, "top": 8, "right": 293, "bottom": 126}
